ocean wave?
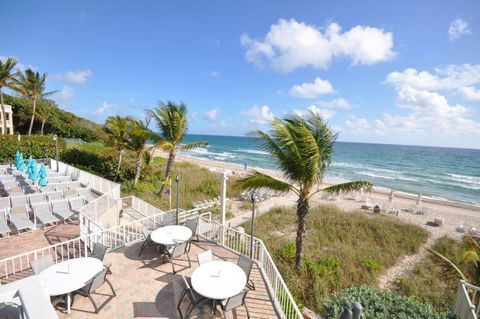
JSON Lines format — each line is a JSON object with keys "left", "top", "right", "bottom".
{"left": 427, "top": 178, "right": 480, "bottom": 190}
{"left": 184, "top": 148, "right": 237, "bottom": 159}
{"left": 447, "top": 173, "right": 480, "bottom": 186}
{"left": 236, "top": 149, "right": 270, "bottom": 155}
{"left": 356, "top": 171, "right": 418, "bottom": 182}
{"left": 333, "top": 162, "right": 399, "bottom": 174}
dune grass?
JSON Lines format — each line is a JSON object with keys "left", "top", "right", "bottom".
{"left": 122, "top": 156, "right": 240, "bottom": 212}
{"left": 247, "top": 205, "right": 429, "bottom": 313}
{"left": 394, "top": 236, "right": 474, "bottom": 312}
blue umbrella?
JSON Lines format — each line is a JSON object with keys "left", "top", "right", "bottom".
{"left": 17, "top": 153, "right": 26, "bottom": 171}
{"left": 25, "top": 156, "right": 34, "bottom": 173}
{"left": 38, "top": 164, "right": 48, "bottom": 187}
{"left": 15, "top": 150, "right": 20, "bottom": 164}
{"left": 28, "top": 159, "right": 38, "bottom": 180}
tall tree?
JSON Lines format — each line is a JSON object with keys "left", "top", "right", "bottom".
{"left": 147, "top": 101, "right": 208, "bottom": 196}
{"left": 0, "top": 57, "right": 18, "bottom": 135}
{"left": 127, "top": 118, "right": 156, "bottom": 185}
{"left": 235, "top": 111, "right": 373, "bottom": 268}
{"left": 36, "top": 101, "right": 52, "bottom": 135}
{"left": 13, "top": 68, "right": 55, "bottom": 135}
{"left": 104, "top": 116, "right": 130, "bottom": 182}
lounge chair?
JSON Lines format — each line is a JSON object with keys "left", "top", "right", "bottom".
{"left": 57, "top": 176, "right": 71, "bottom": 183}
{"left": 30, "top": 255, "right": 54, "bottom": 275}
{"left": 0, "top": 208, "right": 11, "bottom": 238}
{"left": 1, "top": 180, "right": 17, "bottom": 190}
{"left": 76, "top": 188, "right": 96, "bottom": 202}
{"left": 63, "top": 189, "right": 77, "bottom": 199}
{"left": 69, "top": 197, "right": 85, "bottom": 212}
{"left": 8, "top": 186, "right": 23, "bottom": 195}
{"left": 9, "top": 206, "right": 34, "bottom": 233}
{"left": 68, "top": 181, "right": 81, "bottom": 189}
{"left": 197, "top": 250, "right": 213, "bottom": 266}
{"left": 10, "top": 195, "right": 28, "bottom": 209}
{"left": 54, "top": 184, "right": 68, "bottom": 192}
{"left": 0, "top": 197, "right": 10, "bottom": 211}
{"left": 41, "top": 185, "right": 55, "bottom": 193}
{"left": 219, "top": 290, "right": 250, "bottom": 319}
{"left": 74, "top": 266, "right": 116, "bottom": 314}
{"left": 51, "top": 199, "right": 77, "bottom": 222}
{"left": 29, "top": 193, "right": 46, "bottom": 206}
{"left": 46, "top": 191, "right": 63, "bottom": 201}
{"left": 237, "top": 255, "right": 255, "bottom": 290}
{"left": 32, "top": 202, "right": 59, "bottom": 227}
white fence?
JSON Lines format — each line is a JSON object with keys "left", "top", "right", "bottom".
{"left": 454, "top": 280, "right": 479, "bottom": 319}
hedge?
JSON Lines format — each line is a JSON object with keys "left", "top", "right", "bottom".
{"left": 0, "top": 135, "right": 65, "bottom": 164}
{"left": 322, "top": 286, "right": 455, "bottom": 319}
{"left": 60, "top": 145, "right": 135, "bottom": 182}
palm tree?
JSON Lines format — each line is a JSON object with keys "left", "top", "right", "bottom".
{"left": 36, "top": 101, "right": 52, "bottom": 135}
{"left": 147, "top": 101, "right": 208, "bottom": 196}
{"left": 13, "top": 68, "right": 56, "bottom": 135}
{"left": 104, "top": 116, "right": 130, "bottom": 182}
{"left": 235, "top": 111, "right": 373, "bottom": 268}
{"left": 0, "top": 57, "right": 18, "bottom": 135}
{"left": 126, "top": 118, "right": 157, "bottom": 185}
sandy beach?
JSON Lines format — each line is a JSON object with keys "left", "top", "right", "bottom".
{"left": 153, "top": 149, "right": 480, "bottom": 241}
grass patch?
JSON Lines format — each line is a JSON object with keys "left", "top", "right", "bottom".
{"left": 394, "top": 236, "right": 475, "bottom": 312}
{"left": 247, "top": 205, "right": 429, "bottom": 314}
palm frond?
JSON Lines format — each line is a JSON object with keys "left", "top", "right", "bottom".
{"left": 234, "top": 171, "right": 295, "bottom": 194}
{"left": 322, "top": 181, "right": 373, "bottom": 195}
{"left": 429, "top": 248, "right": 468, "bottom": 281}
{"left": 179, "top": 141, "right": 208, "bottom": 151}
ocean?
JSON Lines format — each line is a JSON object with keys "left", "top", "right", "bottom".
{"left": 181, "top": 134, "right": 480, "bottom": 206}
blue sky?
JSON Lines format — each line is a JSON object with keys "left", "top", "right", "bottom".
{"left": 2, "top": 0, "right": 480, "bottom": 148}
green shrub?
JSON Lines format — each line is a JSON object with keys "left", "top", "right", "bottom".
{"left": 322, "top": 285, "right": 454, "bottom": 319}
{"left": 361, "top": 258, "right": 382, "bottom": 272}
{"left": 0, "top": 135, "right": 65, "bottom": 164}
{"left": 280, "top": 243, "right": 296, "bottom": 260}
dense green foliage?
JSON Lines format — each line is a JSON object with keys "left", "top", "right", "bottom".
{"left": 4, "top": 93, "right": 105, "bottom": 141}
{"left": 322, "top": 286, "right": 454, "bottom": 319}
{"left": 394, "top": 236, "right": 475, "bottom": 311}
{"left": 0, "top": 135, "right": 65, "bottom": 164}
{"left": 246, "top": 205, "right": 429, "bottom": 313}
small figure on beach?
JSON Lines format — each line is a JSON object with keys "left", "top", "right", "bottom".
{"left": 244, "top": 163, "right": 248, "bottom": 170}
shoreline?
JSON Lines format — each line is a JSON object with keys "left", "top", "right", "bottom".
{"left": 166, "top": 151, "right": 480, "bottom": 213}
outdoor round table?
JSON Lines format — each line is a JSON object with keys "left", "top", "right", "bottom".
{"left": 150, "top": 225, "right": 192, "bottom": 246}
{"left": 191, "top": 260, "right": 247, "bottom": 314}
{"left": 37, "top": 257, "right": 103, "bottom": 314}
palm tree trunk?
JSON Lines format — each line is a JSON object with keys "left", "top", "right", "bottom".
{"left": 295, "top": 196, "right": 309, "bottom": 268}
{"left": 28, "top": 97, "right": 37, "bottom": 135}
{"left": 113, "top": 149, "right": 124, "bottom": 182}
{"left": 40, "top": 118, "right": 46, "bottom": 135}
{"left": 0, "top": 88, "right": 6, "bottom": 135}
{"left": 158, "top": 150, "right": 176, "bottom": 197}
{"left": 134, "top": 152, "right": 143, "bottom": 185}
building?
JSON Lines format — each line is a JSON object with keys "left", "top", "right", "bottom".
{"left": 0, "top": 104, "right": 14, "bottom": 135}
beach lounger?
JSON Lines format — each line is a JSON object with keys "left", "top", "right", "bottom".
{"left": 0, "top": 208, "right": 10, "bottom": 238}
{"left": 9, "top": 206, "right": 34, "bottom": 232}
{"left": 32, "top": 202, "right": 59, "bottom": 227}
{"left": 77, "top": 188, "right": 96, "bottom": 202}
{"left": 29, "top": 193, "right": 46, "bottom": 206}
{"left": 54, "top": 183, "right": 68, "bottom": 192}
{"left": 0, "top": 197, "right": 10, "bottom": 211}
{"left": 51, "top": 199, "right": 77, "bottom": 222}
{"left": 8, "top": 186, "right": 23, "bottom": 195}
{"left": 1, "top": 180, "right": 17, "bottom": 190}
{"left": 49, "top": 178, "right": 60, "bottom": 184}
{"left": 40, "top": 184, "right": 55, "bottom": 192}
{"left": 46, "top": 191, "right": 63, "bottom": 201}
{"left": 69, "top": 197, "right": 85, "bottom": 212}
{"left": 57, "top": 176, "right": 71, "bottom": 183}
{"left": 68, "top": 181, "right": 81, "bottom": 189}
{"left": 10, "top": 195, "right": 28, "bottom": 209}
{"left": 63, "top": 189, "right": 77, "bottom": 198}
{"left": 22, "top": 185, "right": 38, "bottom": 195}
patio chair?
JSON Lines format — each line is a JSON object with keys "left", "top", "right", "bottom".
{"left": 197, "top": 250, "right": 213, "bottom": 266}
{"left": 185, "top": 219, "right": 199, "bottom": 242}
{"left": 54, "top": 183, "right": 68, "bottom": 192}
{"left": 9, "top": 206, "right": 34, "bottom": 233}
{"left": 10, "top": 195, "right": 28, "bottom": 209}
{"left": 46, "top": 191, "right": 63, "bottom": 201}
{"left": 63, "top": 189, "right": 77, "bottom": 198}
{"left": 76, "top": 188, "right": 96, "bottom": 202}
{"left": 41, "top": 184, "right": 55, "bottom": 193}
{"left": 177, "top": 275, "right": 210, "bottom": 319}
{"left": 74, "top": 266, "right": 116, "bottom": 314}
{"left": 29, "top": 193, "right": 46, "bottom": 206}
{"left": 51, "top": 199, "right": 77, "bottom": 222}
{"left": 164, "top": 242, "right": 191, "bottom": 274}
{"left": 32, "top": 202, "right": 59, "bottom": 227}
{"left": 30, "top": 255, "right": 54, "bottom": 275}
{"left": 8, "top": 186, "right": 23, "bottom": 195}
{"left": 0, "top": 208, "right": 11, "bottom": 238}
{"left": 68, "top": 181, "right": 81, "bottom": 189}
{"left": 219, "top": 289, "right": 250, "bottom": 319}
{"left": 91, "top": 243, "right": 108, "bottom": 261}
{"left": 237, "top": 255, "right": 255, "bottom": 290}
{"left": 138, "top": 227, "right": 164, "bottom": 257}
{"left": 0, "top": 197, "right": 10, "bottom": 211}
{"left": 69, "top": 197, "right": 85, "bottom": 212}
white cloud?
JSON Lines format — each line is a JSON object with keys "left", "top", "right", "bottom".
{"left": 459, "top": 86, "right": 480, "bottom": 101}
{"left": 52, "top": 85, "right": 74, "bottom": 106}
{"left": 241, "top": 19, "right": 395, "bottom": 72}
{"left": 345, "top": 116, "right": 370, "bottom": 130}
{"left": 385, "top": 64, "right": 480, "bottom": 100}
{"left": 210, "top": 70, "right": 221, "bottom": 77}
{"left": 317, "top": 98, "right": 350, "bottom": 109}
{"left": 448, "top": 18, "right": 471, "bottom": 41}
{"left": 289, "top": 77, "right": 336, "bottom": 98}
{"left": 0, "top": 55, "right": 33, "bottom": 72}
{"left": 242, "top": 105, "right": 275, "bottom": 125}
{"left": 293, "top": 104, "right": 335, "bottom": 120}
{"left": 52, "top": 69, "right": 92, "bottom": 84}
{"left": 204, "top": 107, "right": 221, "bottom": 120}
{"left": 94, "top": 102, "right": 116, "bottom": 115}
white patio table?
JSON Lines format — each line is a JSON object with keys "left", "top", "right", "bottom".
{"left": 191, "top": 260, "right": 247, "bottom": 313}
{"left": 150, "top": 225, "right": 192, "bottom": 246}
{"left": 37, "top": 257, "right": 103, "bottom": 314}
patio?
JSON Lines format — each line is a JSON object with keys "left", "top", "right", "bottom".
{"left": 57, "top": 239, "right": 279, "bottom": 319}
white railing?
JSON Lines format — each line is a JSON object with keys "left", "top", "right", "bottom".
{"left": 197, "top": 217, "right": 303, "bottom": 319}
{"left": 454, "top": 280, "right": 479, "bottom": 319}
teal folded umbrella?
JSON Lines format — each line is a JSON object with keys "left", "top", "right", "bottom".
{"left": 17, "top": 153, "right": 26, "bottom": 171}
{"left": 38, "top": 164, "right": 48, "bottom": 187}
{"left": 28, "top": 159, "right": 38, "bottom": 180}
